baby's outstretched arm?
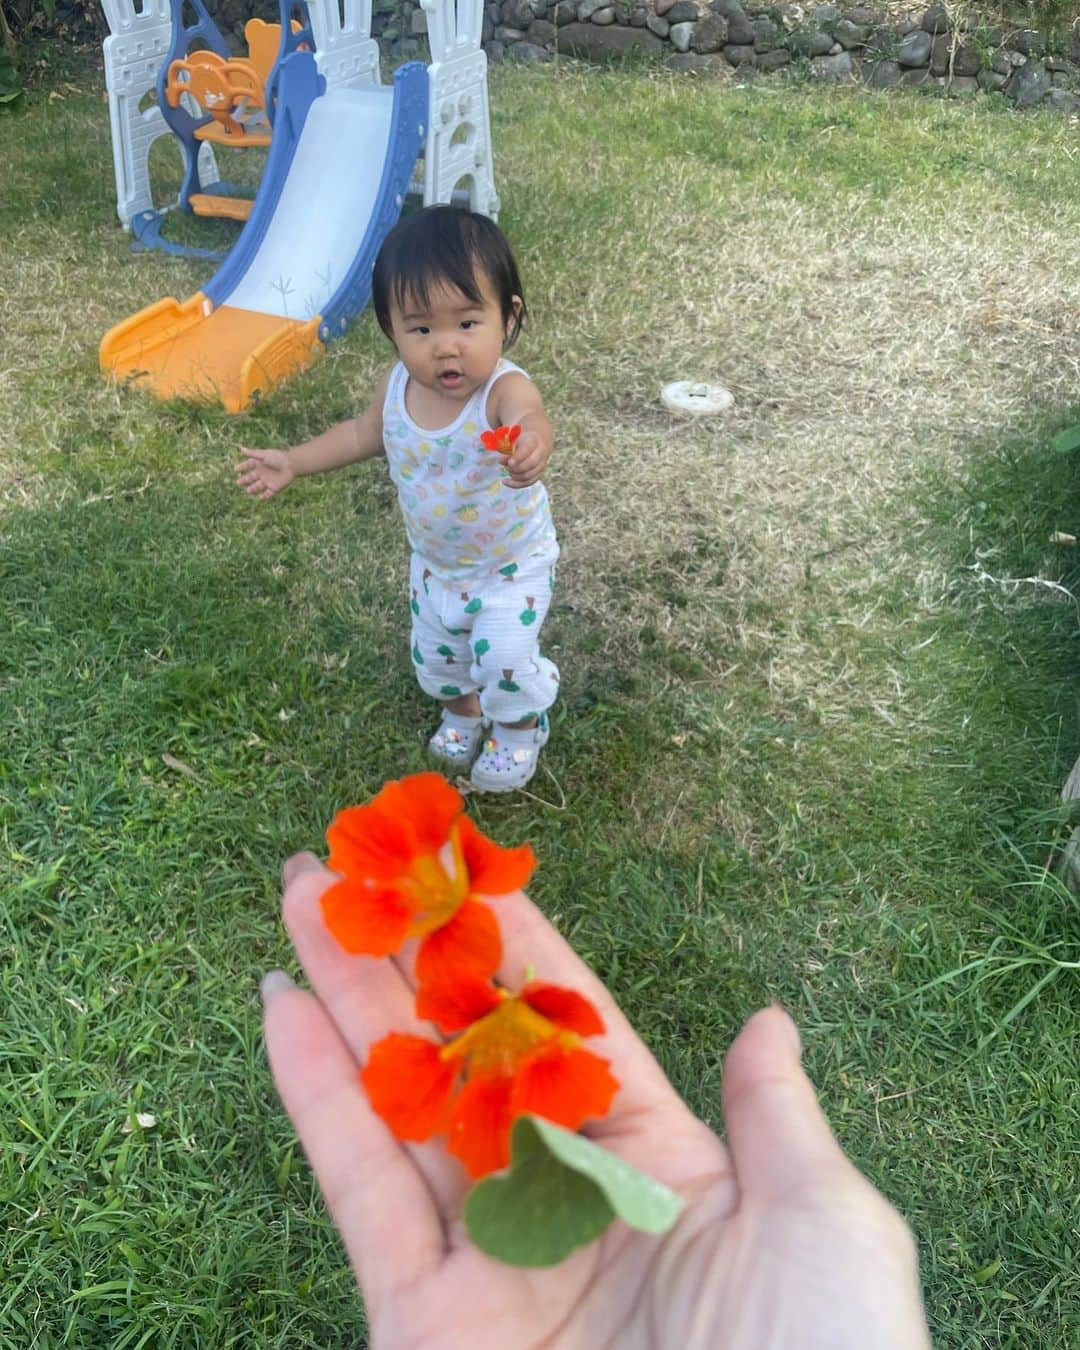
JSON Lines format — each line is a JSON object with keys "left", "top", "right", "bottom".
{"left": 235, "top": 373, "right": 389, "bottom": 502}
{"left": 491, "top": 373, "right": 553, "bottom": 489}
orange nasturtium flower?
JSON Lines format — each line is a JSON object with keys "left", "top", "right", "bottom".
{"left": 361, "top": 972, "right": 620, "bottom": 1178}
{"left": 480, "top": 424, "right": 521, "bottom": 454}
{"left": 321, "top": 773, "right": 535, "bottom": 984}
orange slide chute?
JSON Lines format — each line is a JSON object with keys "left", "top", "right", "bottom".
{"left": 100, "top": 294, "right": 322, "bottom": 414}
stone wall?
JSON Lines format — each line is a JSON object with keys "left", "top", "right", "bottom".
{"left": 198, "top": 2, "right": 1080, "bottom": 114}
{"left": 387, "top": 1, "right": 1080, "bottom": 113}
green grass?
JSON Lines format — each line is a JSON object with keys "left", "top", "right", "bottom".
{"left": 3, "top": 56, "right": 1080, "bottom": 1346}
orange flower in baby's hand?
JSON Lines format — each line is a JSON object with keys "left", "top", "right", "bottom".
{"left": 480, "top": 424, "right": 521, "bottom": 455}
{"left": 321, "top": 773, "right": 535, "bottom": 984}
{"left": 362, "top": 971, "right": 619, "bottom": 1177}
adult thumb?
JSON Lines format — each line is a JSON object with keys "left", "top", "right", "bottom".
{"left": 721, "top": 1004, "right": 853, "bottom": 1203}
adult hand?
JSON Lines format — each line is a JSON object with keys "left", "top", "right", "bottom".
{"left": 264, "top": 855, "right": 930, "bottom": 1350}
{"left": 503, "top": 429, "right": 549, "bottom": 489}
{"left": 235, "top": 448, "right": 295, "bottom": 500}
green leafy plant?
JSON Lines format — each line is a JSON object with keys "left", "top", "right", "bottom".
{"left": 464, "top": 1116, "right": 682, "bottom": 1266}
{"left": 0, "top": 45, "right": 23, "bottom": 110}
{"left": 1051, "top": 423, "right": 1080, "bottom": 453}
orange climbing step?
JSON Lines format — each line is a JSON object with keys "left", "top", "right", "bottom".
{"left": 189, "top": 193, "right": 255, "bottom": 221}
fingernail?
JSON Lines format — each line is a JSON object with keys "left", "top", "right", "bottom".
{"left": 281, "top": 851, "right": 324, "bottom": 888}
{"left": 770, "top": 1002, "right": 803, "bottom": 1058}
{"left": 260, "top": 969, "right": 295, "bottom": 1007}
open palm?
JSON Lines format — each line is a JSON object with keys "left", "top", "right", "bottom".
{"left": 264, "top": 855, "right": 929, "bottom": 1350}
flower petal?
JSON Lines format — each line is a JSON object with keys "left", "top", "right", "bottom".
{"left": 320, "top": 877, "right": 411, "bottom": 956}
{"left": 458, "top": 815, "right": 535, "bottom": 896}
{"left": 415, "top": 899, "right": 502, "bottom": 992}
{"left": 510, "top": 1045, "right": 619, "bottom": 1134}
{"left": 447, "top": 1073, "right": 515, "bottom": 1177}
{"left": 361, "top": 1033, "right": 456, "bottom": 1141}
{"left": 416, "top": 965, "right": 501, "bottom": 1033}
{"left": 375, "top": 773, "right": 463, "bottom": 855}
{"left": 327, "top": 802, "right": 418, "bottom": 883}
{"left": 326, "top": 773, "right": 463, "bottom": 884}
{"left": 520, "top": 982, "right": 605, "bottom": 1037}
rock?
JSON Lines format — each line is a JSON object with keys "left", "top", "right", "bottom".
{"left": 483, "top": 15, "right": 495, "bottom": 40}
{"left": 646, "top": 12, "right": 670, "bottom": 34}
{"left": 552, "top": 0, "right": 576, "bottom": 20}
{"left": 488, "top": 39, "right": 506, "bottom": 58}
{"left": 1051, "top": 70, "right": 1076, "bottom": 89}
{"left": 753, "top": 17, "right": 781, "bottom": 50}
{"left": 723, "top": 43, "right": 756, "bottom": 65}
{"left": 670, "top": 20, "right": 695, "bottom": 50}
{"left": 1007, "top": 29, "right": 1044, "bottom": 56}
{"left": 486, "top": 3, "right": 501, "bottom": 22}
{"left": 665, "top": 51, "right": 731, "bottom": 74}
{"left": 654, "top": 0, "right": 676, "bottom": 13}
{"left": 833, "top": 19, "right": 869, "bottom": 47}
{"left": 1007, "top": 58, "right": 1052, "bottom": 106}
{"left": 630, "top": 7, "right": 648, "bottom": 25}
{"left": 494, "top": 25, "right": 526, "bottom": 40}
{"left": 842, "top": 6, "right": 882, "bottom": 23}
{"left": 576, "top": 0, "right": 604, "bottom": 18}
{"left": 410, "top": 8, "right": 427, "bottom": 32}
{"left": 693, "top": 14, "right": 728, "bottom": 51}
{"left": 862, "top": 58, "right": 901, "bottom": 87}
{"left": 503, "top": 0, "right": 535, "bottom": 26}
{"left": 1047, "top": 88, "right": 1080, "bottom": 114}
{"left": 508, "top": 39, "right": 552, "bottom": 59}
{"left": 921, "top": 2, "right": 948, "bottom": 33}
{"left": 897, "top": 30, "right": 931, "bottom": 67}
{"left": 758, "top": 46, "right": 792, "bottom": 69}
{"left": 812, "top": 50, "right": 854, "bottom": 78}
{"left": 557, "top": 20, "right": 664, "bottom": 55}
{"left": 811, "top": 4, "right": 840, "bottom": 22}
{"left": 787, "top": 27, "right": 833, "bottom": 56}
{"left": 1046, "top": 57, "right": 1068, "bottom": 73}
{"left": 528, "top": 17, "right": 556, "bottom": 37}
{"left": 710, "top": 0, "right": 754, "bottom": 44}
{"left": 943, "top": 74, "right": 978, "bottom": 94}
{"left": 666, "top": 1, "right": 701, "bottom": 21}
{"left": 930, "top": 36, "right": 980, "bottom": 77}
{"left": 900, "top": 66, "right": 933, "bottom": 86}
{"left": 990, "top": 50, "right": 1011, "bottom": 75}
{"left": 591, "top": 7, "right": 615, "bottom": 22}
{"left": 977, "top": 68, "right": 1007, "bottom": 92}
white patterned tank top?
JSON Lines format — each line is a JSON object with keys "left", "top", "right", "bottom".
{"left": 381, "top": 358, "right": 559, "bottom": 584}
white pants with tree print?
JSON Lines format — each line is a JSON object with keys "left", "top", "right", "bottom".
{"left": 408, "top": 553, "right": 559, "bottom": 723}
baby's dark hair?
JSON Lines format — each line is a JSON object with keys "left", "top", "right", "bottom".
{"left": 372, "top": 206, "right": 526, "bottom": 347}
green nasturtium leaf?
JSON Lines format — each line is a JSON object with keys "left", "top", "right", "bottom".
{"left": 464, "top": 1116, "right": 683, "bottom": 1267}
{"left": 1051, "top": 424, "right": 1080, "bottom": 454}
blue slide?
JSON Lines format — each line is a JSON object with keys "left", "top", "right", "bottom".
{"left": 102, "top": 53, "right": 428, "bottom": 412}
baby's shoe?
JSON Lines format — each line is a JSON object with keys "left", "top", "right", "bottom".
{"left": 428, "top": 710, "right": 485, "bottom": 770}
{"left": 470, "top": 714, "right": 550, "bottom": 793}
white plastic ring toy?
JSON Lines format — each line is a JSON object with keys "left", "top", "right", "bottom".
{"left": 661, "top": 381, "right": 734, "bottom": 417}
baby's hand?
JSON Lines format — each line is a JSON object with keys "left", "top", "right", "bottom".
{"left": 503, "top": 429, "right": 549, "bottom": 489}
{"left": 235, "top": 448, "right": 294, "bottom": 501}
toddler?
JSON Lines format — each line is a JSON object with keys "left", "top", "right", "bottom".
{"left": 236, "top": 206, "right": 560, "bottom": 792}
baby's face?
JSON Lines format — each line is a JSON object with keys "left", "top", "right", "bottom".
{"left": 389, "top": 275, "right": 518, "bottom": 406}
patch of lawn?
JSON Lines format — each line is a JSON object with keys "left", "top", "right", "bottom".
{"left": 2, "top": 58, "right": 1079, "bottom": 1347}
